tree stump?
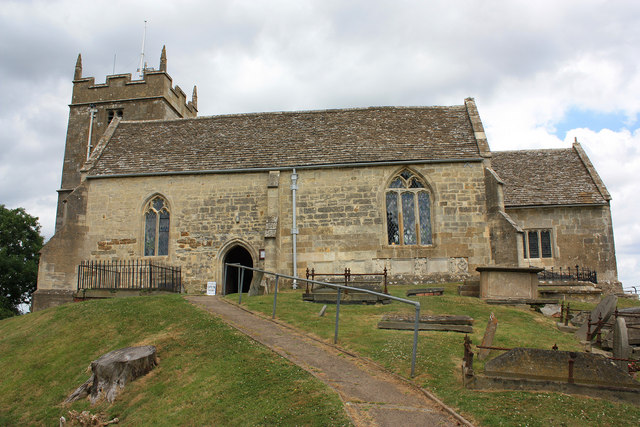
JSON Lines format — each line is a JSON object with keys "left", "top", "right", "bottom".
{"left": 65, "top": 346, "right": 157, "bottom": 404}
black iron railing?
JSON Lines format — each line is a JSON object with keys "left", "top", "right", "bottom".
{"left": 305, "top": 267, "right": 388, "bottom": 294}
{"left": 538, "top": 265, "right": 597, "bottom": 284}
{"left": 77, "top": 259, "right": 182, "bottom": 292}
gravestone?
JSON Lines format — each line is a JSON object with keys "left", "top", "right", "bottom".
{"left": 319, "top": 304, "right": 327, "bottom": 317}
{"left": 613, "top": 317, "right": 631, "bottom": 360}
{"left": 478, "top": 313, "right": 498, "bottom": 361}
{"left": 575, "top": 295, "right": 617, "bottom": 341}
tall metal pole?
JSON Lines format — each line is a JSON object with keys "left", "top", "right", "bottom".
{"left": 238, "top": 267, "right": 244, "bottom": 304}
{"left": 272, "top": 275, "right": 279, "bottom": 319}
{"left": 411, "top": 304, "right": 420, "bottom": 378}
{"left": 291, "top": 169, "right": 299, "bottom": 289}
{"left": 334, "top": 288, "right": 342, "bottom": 344}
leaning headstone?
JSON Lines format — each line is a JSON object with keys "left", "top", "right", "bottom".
{"left": 575, "top": 295, "right": 617, "bottom": 341}
{"left": 478, "top": 313, "right": 498, "bottom": 361}
{"left": 319, "top": 304, "right": 327, "bottom": 317}
{"left": 613, "top": 317, "right": 631, "bottom": 360}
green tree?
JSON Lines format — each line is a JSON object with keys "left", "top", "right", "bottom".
{"left": 0, "top": 205, "right": 43, "bottom": 318}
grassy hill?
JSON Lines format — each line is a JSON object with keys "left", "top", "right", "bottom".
{"left": 0, "top": 295, "right": 351, "bottom": 426}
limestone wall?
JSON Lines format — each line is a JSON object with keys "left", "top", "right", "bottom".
{"left": 65, "top": 161, "right": 493, "bottom": 294}
{"left": 506, "top": 205, "right": 620, "bottom": 291}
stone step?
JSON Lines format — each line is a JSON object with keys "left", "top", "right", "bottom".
{"left": 458, "top": 281, "right": 480, "bottom": 297}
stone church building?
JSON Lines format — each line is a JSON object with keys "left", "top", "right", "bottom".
{"left": 33, "top": 48, "right": 620, "bottom": 309}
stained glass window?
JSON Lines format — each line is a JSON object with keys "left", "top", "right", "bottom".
{"left": 385, "top": 170, "right": 432, "bottom": 245}
{"left": 144, "top": 196, "right": 170, "bottom": 256}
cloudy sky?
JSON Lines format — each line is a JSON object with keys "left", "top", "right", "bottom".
{"left": 1, "top": 0, "right": 638, "bottom": 290}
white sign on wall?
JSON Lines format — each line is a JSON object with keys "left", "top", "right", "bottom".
{"left": 206, "top": 281, "right": 217, "bottom": 296}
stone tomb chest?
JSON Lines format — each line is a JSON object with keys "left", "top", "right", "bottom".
{"left": 476, "top": 266, "right": 544, "bottom": 300}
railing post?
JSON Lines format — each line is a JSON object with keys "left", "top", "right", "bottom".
{"left": 334, "top": 288, "right": 342, "bottom": 344}
{"left": 238, "top": 266, "right": 244, "bottom": 304}
{"left": 383, "top": 267, "right": 388, "bottom": 294}
{"left": 223, "top": 263, "right": 229, "bottom": 296}
{"left": 411, "top": 303, "right": 420, "bottom": 378}
{"left": 272, "top": 275, "right": 279, "bottom": 319}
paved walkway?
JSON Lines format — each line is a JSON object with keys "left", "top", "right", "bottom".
{"left": 186, "top": 296, "right": 472, "bottom": 427}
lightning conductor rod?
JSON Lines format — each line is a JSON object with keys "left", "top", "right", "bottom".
{"left": 137, "top": 20, "right": 147, "bottom": 78}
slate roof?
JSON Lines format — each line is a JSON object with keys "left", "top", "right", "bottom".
{"left": 491, "top": 147, "right": 608, "bottom": 207}
{"left": 88, "top": 106, "right": 482, "bottom": 176}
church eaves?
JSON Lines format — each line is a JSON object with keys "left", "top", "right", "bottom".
{"left": 87, "top": 105, "right": 482, "bottom": 177}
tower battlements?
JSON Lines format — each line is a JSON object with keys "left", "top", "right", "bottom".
{"left": 56, "top": 46, "right": 198, "bottom": 231}
{"left": 71, "top": 70, "right": 197, "bottom": 118}
{"left": 71, "top": 46, "right": 197, "bottom": 118}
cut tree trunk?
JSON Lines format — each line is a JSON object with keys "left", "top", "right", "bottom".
{"left": 65, "top": 346, "right": 157, "bottom": 404}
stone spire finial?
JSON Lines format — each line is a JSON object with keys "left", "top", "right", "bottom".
{"left": 74, "top": 54, "right": 82, "bottom": 80}
{"left": 192, "top": 86, "right": 198, "bottom": 109}
{"left": 160, "top": 45, "right": 167, "bottom": 72}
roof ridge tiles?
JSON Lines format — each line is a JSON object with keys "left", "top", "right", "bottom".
{"left": 117, "top": 104, "right": 467, "bottom": 125}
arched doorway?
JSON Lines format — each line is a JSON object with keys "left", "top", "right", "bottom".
{"left": 223, "top": 245, "right": 254, "bottom": 294}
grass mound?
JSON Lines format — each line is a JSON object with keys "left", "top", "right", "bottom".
{"left": 0, "top": 295, "right": 351, "bottom": 426}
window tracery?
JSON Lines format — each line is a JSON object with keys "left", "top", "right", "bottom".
{"left": 385, "top": 170, "right": 432, "bottom": 245}
{"left": 144, "top": 196, "right": 170, "bottom": 256}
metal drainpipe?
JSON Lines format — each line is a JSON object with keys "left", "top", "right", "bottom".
{"left": 86, "top": 104, "right": 97, "bottom": 161}
{"left": 291, "top": 168, "right": 299, "bottom": 289}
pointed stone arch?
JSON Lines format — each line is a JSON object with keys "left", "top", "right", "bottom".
{"left": 384, "top": 168, "right": 434, "bottom": 246}
{"left": 218, "top": 239, "right": 257, "bottom": 295}
{"left": 141, "top": 193, "right": 172, "bottom": 257}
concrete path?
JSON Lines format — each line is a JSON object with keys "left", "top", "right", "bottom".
{"left": 186, "top": 296, "right": 472, "bottom": 427}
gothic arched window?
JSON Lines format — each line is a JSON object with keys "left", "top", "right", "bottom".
{"left": 385, "top": 170, "right": 432, "bottom": 245}
{"left": 144, "top": 196, "right": 170, "bottom": 256}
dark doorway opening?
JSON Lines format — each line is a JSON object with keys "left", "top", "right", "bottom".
{"left": 223, "top": 245, "right": 254, "bottom": 294}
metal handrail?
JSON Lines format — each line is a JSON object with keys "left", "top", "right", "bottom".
{"left": 225, "top": 263, "right": 422, "bottom": 378}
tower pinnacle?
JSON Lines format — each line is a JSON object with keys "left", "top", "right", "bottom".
{"left": 192, "top": 86, "right": 198, "bottom": 110}
{"left": 74, "top": 54, "right": 82, "bottom": 80}
{"left": 160, "top": 45, "right": 167, "bottom": 72}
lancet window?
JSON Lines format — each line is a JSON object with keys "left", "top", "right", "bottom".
{"left": 144, "top": 196, "right": 170, "bottom": 256}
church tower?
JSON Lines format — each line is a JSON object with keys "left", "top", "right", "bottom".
{"left": 56, "top": 46, "right": 198, "bottom": 230}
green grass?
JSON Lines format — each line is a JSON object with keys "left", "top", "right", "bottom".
{"left": 0, "top": 295, "right": 352, "bottom": 426}
{"left": 232, "top": 284, "right": 640, "bottom": 426}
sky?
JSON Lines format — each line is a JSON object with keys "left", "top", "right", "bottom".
{"left": 1, "top": 0, "right": 638, "bottom": 292}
